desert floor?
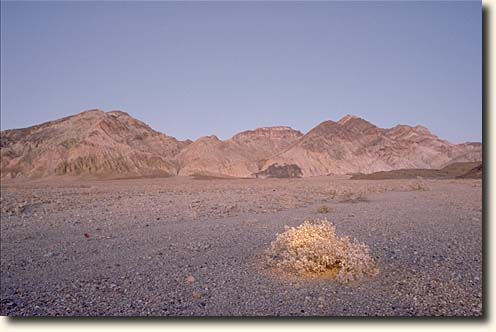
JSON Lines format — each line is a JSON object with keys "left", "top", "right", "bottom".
{"left": 0, "top": 176, "right": 483, "bottom": 316}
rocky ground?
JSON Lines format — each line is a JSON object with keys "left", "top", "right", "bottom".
{"left": 0, "top": 176, "right": 483, "bottom": 316}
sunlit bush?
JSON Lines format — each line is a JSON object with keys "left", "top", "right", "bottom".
{"left": 266, "top": 219, "right": 378, "bottom": 283}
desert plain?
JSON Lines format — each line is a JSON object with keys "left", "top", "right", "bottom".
{"left": 0, "top": 175, "right": 483, "bottom": 316}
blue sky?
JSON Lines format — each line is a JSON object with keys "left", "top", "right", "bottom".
{"left": 1, "top": 1, "right": 481, "bottom": 143}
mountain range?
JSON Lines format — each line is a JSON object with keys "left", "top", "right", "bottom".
{"left": 0, "top": 109, "right": 482, "bottom": 179}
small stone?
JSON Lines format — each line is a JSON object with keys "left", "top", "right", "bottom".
{"left": 185, "top": 275, "right": 196, "bottom": 284}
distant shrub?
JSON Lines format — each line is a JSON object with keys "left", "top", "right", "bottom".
{"left": 338, "top": 190, "right": 368, "bottom": 203}
{"left": 265, "top": 219, "right": 379, "bottom": 283}
{"left": 408, "top": 180, "right": 431, "bottom": 191}
{"left": 317, "top": 205, "right": 331, "bottom": 213}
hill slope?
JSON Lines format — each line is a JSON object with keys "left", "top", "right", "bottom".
{"left": 262, "top": 115, "right": 482, "bottom": 176}
{"left": 0, "top": 110, "right": 190, "bottom": 178}
{"left": 350, "top": 162, "right": 482, "bottom": 180}
{"left": 176, "top": 127, "right": 303, "bottom": 177}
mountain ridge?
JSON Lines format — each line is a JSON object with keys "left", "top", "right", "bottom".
{"left": 0, "top": 109, "right": 482, "bottom": 179}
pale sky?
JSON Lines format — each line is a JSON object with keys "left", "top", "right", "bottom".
{"left": 1, "top": 1, "right": 482, "bottom": 143}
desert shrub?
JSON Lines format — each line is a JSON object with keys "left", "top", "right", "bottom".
{"left": 337, "top": 190, "right": 368, "bottom": 203}
{"left": 408, "top": 180, "right": 431, "bottom": 191}
{"left": 371, "top": 185, "right": 388, "bottom": 193}
{"left": 265, "top": 219, "right": 379, "bottom": 283}
{"left": 317, "top": 205, "right": 331, "bottom": 213}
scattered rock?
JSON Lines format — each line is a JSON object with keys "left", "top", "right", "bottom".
{"left": 185, "top": 276, "right": 196, "bottom": 284}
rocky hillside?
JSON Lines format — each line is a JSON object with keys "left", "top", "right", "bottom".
{"left": 176, "top": 126, "right": 303, "bottom": 177}
{"left": 0, "top": 109, "right": 190, "bottom": 178}
{"left": 0, "top": 110, "right": 482, "bottom": 179}
{"left": 262, "top": 115, "right": 482, "bottom": 176}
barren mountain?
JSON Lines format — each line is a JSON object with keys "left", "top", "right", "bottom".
{"left": 176, "top": 127, "right": 303, "bottom": 177}
{"left": 0, "top": 109, "right": 190, "bottom": 178}
{"left": 261, "top": 115, "right": 482, "bottom": 176}
{"left": 0, "top": 111, "right": 481, "bottom": 179}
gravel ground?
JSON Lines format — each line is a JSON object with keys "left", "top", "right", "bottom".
{"left": 0, "top": 176, "right": 483, "bottom": 316}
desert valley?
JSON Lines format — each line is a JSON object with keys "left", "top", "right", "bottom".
{"left": 0, "top": 110, "right": 483, "bottom": 316}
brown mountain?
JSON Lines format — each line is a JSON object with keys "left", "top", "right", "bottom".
{"left": 0, "top": 110, "right": 482, "bottom": 179}
{"left": 0, "top": 109, "right": 190, "bottom": 178}
{"left": 176, "top": 126, "right": 303, "bottom": 177}
{"left": 261, "top": 115, "right": 482, "bottom": 176}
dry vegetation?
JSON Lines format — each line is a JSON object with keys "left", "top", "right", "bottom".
{"left": 337, "top": 190, "right": 369, "bottom": 203}
{"left": 317, "top": 205, "right": 331, "bottom": 213}
{"left": 325, "top": 179, "right": 432, "bottom": 202}
{"left": 265, "top": 219, "right": 379, "bottom": 283}
{"left": 407, "top": 179, "right": 431, "bottom": 191}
